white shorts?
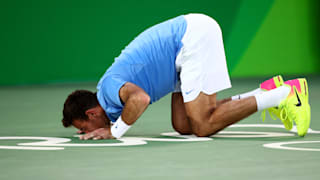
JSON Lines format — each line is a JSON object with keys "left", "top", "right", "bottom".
{"left": 175, "top": 13, "right": 232, "bottom": 102}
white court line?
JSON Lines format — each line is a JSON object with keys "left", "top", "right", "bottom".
{"left": 0, "top": 124, "right": 319, "bottom": 151}
{"left": 229, "top": 124, "right": 320, "bottom": 134}
{"left": 0, "top": 137, "right": 68, "bottom": 150}
{"left": 264, "top": 141, "right": 320, "bottom": 152}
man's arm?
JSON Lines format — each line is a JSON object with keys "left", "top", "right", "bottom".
{"left": 80, "top": 82, "right": 150, "bottom": 140}
{"left": 119, "top": 82, "right": 150, "bottom": 125}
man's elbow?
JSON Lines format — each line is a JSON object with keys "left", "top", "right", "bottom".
{"left": 141, "top": 93, "right": 151, "bottom": 106}
{"left": 133, "top": 92, "right": 150, "bottom": 107}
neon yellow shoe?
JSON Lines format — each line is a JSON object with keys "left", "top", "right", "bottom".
{"left": 279, "top": 78, "right": 311, "bottom": 136}
{"left": 259, "top": 75, "right": 293, "bottom": 130}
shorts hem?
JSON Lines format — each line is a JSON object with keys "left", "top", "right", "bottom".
{"left": 183, "top": 84, "right": 232, "bottom": 103}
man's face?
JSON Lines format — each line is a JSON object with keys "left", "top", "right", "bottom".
{"left": 72, "top": 118, "right": 106, "bottom": 134}
{"left": 72, "top": 107, "right": 108, "bottom": 133}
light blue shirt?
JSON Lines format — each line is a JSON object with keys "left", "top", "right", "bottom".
{"left": 97, "top": 15, "right": 187, "bottom": 122}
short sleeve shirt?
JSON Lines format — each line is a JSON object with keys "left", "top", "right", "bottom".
{"left": 97, "top": 15, "right": 187, "bottom": 122}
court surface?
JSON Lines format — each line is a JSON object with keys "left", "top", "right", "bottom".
{"left": 0, "top": 76, "right": 319, "bottom": 180}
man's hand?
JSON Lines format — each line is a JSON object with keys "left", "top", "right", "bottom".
{"left": 76, "top": 130, "right": 85, "bottom": 134}
{"left": 79, "top": 127, "right": 115, "bottom": 140}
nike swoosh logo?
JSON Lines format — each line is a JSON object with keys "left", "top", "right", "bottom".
{"left": 295, "top": 88, "right": 302, "bottom": 107}
{"left": 185, "top": 90, "right": 193, "bottom": 95}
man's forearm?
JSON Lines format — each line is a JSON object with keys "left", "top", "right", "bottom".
{"left": 217, "top": 97, "right": 232, "bottom": 106}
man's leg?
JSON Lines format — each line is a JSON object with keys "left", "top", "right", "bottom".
{"left": 184, "top": 92, "right": 256, "bottom": 137}
{"left": 184, "top": 85, "right": 290, "bottom": 137}
{"left": 171, "top": 92, "right": 192, "bottom": 135}
{"left": 171, "top": 92, "right": 233, "bottom": 135}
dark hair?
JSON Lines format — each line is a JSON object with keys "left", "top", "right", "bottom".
{"left": 62, "top": 90, "right": 98, "bottom": 127}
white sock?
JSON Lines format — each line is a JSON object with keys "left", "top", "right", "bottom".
{"left": 254, "top": 86, "right": 290, "bottom": 111}
{"left": 232, "top": 88, "right": 264, "bottom": 100}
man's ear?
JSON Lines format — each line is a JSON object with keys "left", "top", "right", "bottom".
{"left": 85, "top": 107, "right": 99, "bottom": 119}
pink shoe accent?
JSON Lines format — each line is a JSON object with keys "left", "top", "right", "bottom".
{"left": 260, "top": 75, "right": 283, "bottom": 90}
{"left": 284, "top": 79, "right": 301, "bottom": 95}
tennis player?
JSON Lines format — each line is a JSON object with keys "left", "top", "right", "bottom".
{"left": 62, "top": 13, "right": 310, "bottom": 139}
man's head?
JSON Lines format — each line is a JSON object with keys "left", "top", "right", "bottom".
{"left": 62, "top": 90, "right": 109, "bottom": 133}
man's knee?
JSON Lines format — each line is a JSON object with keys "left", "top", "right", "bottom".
{"left": 172, "top": 120, "right": 192, "bottom": 135}
{"left": 192, "top": 124, "right": 220, "bottom": 137}
{"left": 188, "top": 116, "right": 220, "bottom": 137}
{"left": 174, "top": 127, "right": 192, "bottom": 135}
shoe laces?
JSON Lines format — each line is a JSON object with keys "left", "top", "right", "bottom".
{"left": 278, "top": 100, "right": 295, "bottom": 124}
{"left": 261, "top": 109, "right": 278, "bottom": 122}
{"left": 261, "top": 104, "right": 292, "bottom": 123}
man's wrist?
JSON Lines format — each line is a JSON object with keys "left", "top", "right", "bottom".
{"left": 110, "top": 116, "right": 131, "bottom": 138}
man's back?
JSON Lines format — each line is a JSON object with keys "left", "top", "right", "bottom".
{"left": 97, "top": 15, "right": 187, "bottom": 122}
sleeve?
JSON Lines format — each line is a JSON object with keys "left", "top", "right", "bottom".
{"left": 100, "top": 76, "right": 127, "bottom": 108}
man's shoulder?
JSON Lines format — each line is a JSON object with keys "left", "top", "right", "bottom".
{"left": 98, "top": 74, "right": 127, "bottom": 92}
{"left": 96, "top": 76, "right": 125, "bottom": 121}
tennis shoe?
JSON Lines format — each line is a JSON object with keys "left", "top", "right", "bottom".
{"left": 279, "top": 78, "right": 311, "bottom": 136}
{"left": 259, "top": 75, "right": 294, "bottom": 130}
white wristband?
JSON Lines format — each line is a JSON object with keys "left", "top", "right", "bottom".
{"left": 111, "top": 116, "right": 131, "bottom": 139}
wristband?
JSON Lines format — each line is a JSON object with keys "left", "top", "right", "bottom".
{"left": 111, "top": 116, "right": 131, "bottom": 138}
